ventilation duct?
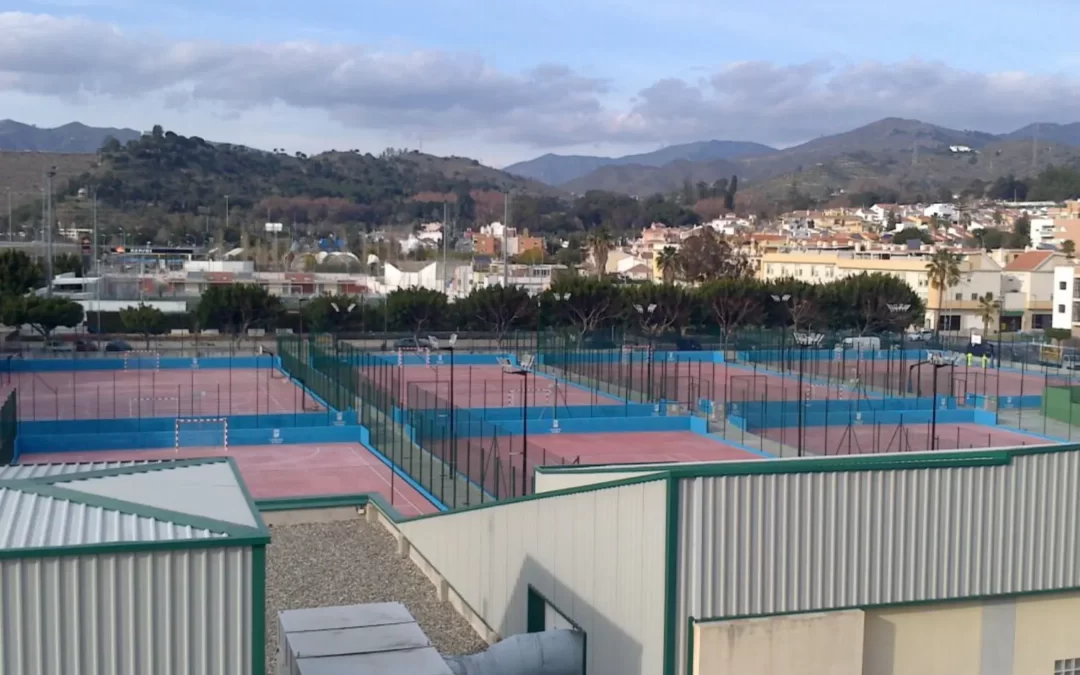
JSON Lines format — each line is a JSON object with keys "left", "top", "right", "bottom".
{"left": 444, "top": 630, "right": 584, "bottom": 675}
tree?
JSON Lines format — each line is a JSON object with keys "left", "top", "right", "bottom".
{"left": 303, "top": 294, "right": 363, "bottom": 334}
{"left": 512, "top": 248, "right": 545, "bottom": 265}
{"left": 656, "top": 246, "right": 680, "bottom": 283}
{"left": 1063, "top": 240, "right": 1076, "bottom": 258}
{"left": 53, "top": 253, "right": 84, "bottom": 277}
{"left": 196, "top": 284, "right": 280, "bottom": 337}
{"left": 723, "top": 175, "right": 738, "bottom": 211}
{"left": 1009, "top": 214, "right": 1032, "bottom": 249}
{"left": 700, "top": 278, "right": 765, "bottom": 342}
{"left": 119, "top": 303, "right": 167, "bottom": 347}
{"left": 386, "top": 288, "right": 448, "bottom": 336}
{"left": 542, "top": 277, "right": 623, "bottom": 342}
{"left": 1046, "top": 327, "right": 1072, "bottom": 345}
{"left": 926, "top": 250, "right": 962, "bottom": 332}
{"left": 977, "top": 293, "right": 1000, "bottom": 336}
{"left": 624, "top": 283, "right": 698, "bottom": 338}
{"left": 675, "top": 229, "right": 750, "bottom": 282}
{"left": 817, "top": 273, "right": 924, "bottom": 335}
{"left": 586, "top": 229, "right": 614, "bottom": 277}
{"left": 893, "top": 227, "right": 931, "bottom": 245}
{"left": 457, "top": 285, "right": 535, "bottom": 345}
{"left": 0, "top": 296, "right": 84, "bottom": 337}
{"left": 0, "top": 250, "right": 43, "bottom": 297}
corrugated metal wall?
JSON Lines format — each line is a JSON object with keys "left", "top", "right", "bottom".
{"left": 674, "top": 451, "right": 1080, "bottom": 675}
{"left": 0, "top": 546, "right": 253, "bottom": 675}
{"left": 399, "top": 479, "right": 669, "bottom": 675}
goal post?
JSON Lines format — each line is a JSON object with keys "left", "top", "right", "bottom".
{"left": 175, "top": 417, "right": 229, "bottom": 451}
{"left": 123, "top": 350, "right": 161, "bottom": 371}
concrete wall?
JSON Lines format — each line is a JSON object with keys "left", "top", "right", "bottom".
{"left": 397, "top": 477, "right": 669, "bottom": 675}
{"left": 534, "top": 470, "right": 664, "bottom": 494}
{"left": 691, "top": 590, "right": 1080, "bottom": 675}
{"left": 693, "top": 610, "right": 864, "bottom": 675}
{"left": 0, "top": 547, "right": 254, "bottom": 675}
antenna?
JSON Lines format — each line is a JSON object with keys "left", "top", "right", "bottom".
{"left": 1032, "top": 123, "right": 1039, "bottom": 174}
{"left": 912, "top": 141, "right": 918, "bottom": 166}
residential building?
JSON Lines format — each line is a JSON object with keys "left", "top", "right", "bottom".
{"left": 998, "top": 250, "right": 1063, "bottom": 331}
{"left": 758, "top": 247, "right": 1007, "bottom": 331}
{"left": 478, "top": 262, "right": 566, "bottom": 295}
{"left": 1051, "top": 266, "right": 1080, "bottom": 334}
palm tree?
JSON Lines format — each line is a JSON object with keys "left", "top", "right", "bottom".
{"left": 977, "top": 293, "right": 1000, "bottom": 336}
{"left": 586, "top": 228, "right": 614, "bottom": 277}
{"left": 656, "top": 246, "right": 680, "bottom": 283}
{"left": 926, "top": 250, "right": 962, "bottom": 333}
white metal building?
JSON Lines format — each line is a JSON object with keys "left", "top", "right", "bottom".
{"left": 0, "top": 458, "right": 269, "bottom": 675}
{"left": 395, "top": 444, "right": 1080, "bottom": 675}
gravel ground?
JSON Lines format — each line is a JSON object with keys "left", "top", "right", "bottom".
{"left": 265, "top": 518, "right": 488, "bottom": 672}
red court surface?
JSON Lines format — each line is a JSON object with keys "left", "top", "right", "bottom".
{"left": 799, "top": 358, "right": 1052, "bottom": 397}
{"left": 760, "top": 422, "right": 1051, "bottom": 457}
{"left": 529, "top": 431, "right": 765, "bottom": 464}
{"left": 393, "top": 364, "right": 620, "bottom": 408}
{"left": 23, "top": 442, "right": 438, "bottom": 516}
{"left": 6, "top": 368, "right": 323, "bottom": 421}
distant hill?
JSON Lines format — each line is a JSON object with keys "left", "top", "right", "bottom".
{"left": 563, "top": 117, "right": 1080, "bottom": 198}
{"left": 0, "top": 120, "right": 141, "bottom": 153}
{"left": 1004, "top": 123, "right": 1080, "bottom": 148}
{"left": 505, "top": 139, "right": 775, "bottom": 185}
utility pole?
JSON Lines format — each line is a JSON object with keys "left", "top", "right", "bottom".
{"left": 225, "top": 195, "right": 230, "bottom": 236}
{"left": 45, "top": 167, "right": 56, "bottom": 297}
{"left": 442, "top": 201, "right": 449, "bottom": 296}
{"left": 6, "top": 188, "right": 10, "bottom": 241}
{"left": 503, "top": 190, "right": 510, "bottom": 287}
{"left": 92, "top": 191, "right": 98, "bottom": 275}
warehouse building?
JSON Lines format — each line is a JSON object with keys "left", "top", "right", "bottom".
{"left": 391, "top": 444, "right": 1080, "bottom": 675}
{"left": 0, "top": 458, "right": 269, "bottom": 675}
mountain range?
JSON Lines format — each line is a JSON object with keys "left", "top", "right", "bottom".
{"left": 0, "top": 120, "right": 141, "bottom": 153}
{"left": 507, "top": 118, "right": 1080, "bottom": 201}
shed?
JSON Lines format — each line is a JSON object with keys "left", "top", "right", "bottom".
{"left": 0, "top": 457, "right": 269, "bottom": 675}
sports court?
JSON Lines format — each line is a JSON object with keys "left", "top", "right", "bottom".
{"left": 6, "top": 368, "right": 323, "bottom": 420}
{"left": 394, "top": 363, "right": 620, "bottom": 409}
{"left": 424, "top": 428, "right": 765, "bottom": 500}
{"left": 23, "top": 442, "right": 439, "bottom": 516}
{"left": 757, "top": 421, "right": 1051, "bottom": 456}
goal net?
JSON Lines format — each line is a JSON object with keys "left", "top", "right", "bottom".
{"left": 123, "top": 350, "right": 161, "bottom": 370}
{"left": 175, "top": 417, "right": 229, "bottom": 451}
{"left": 621, "top": 344, "right": 652, "bottom": 365}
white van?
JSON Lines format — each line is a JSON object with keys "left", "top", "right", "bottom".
{"left": 838, "top": 336, "right": 882, "bottom": 352}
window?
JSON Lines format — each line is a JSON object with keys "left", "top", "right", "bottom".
{"left": 1061, "top": 281, "right": 1068, "bottom": 290}
{"left": 985, "top": 292, "right": 993, "bottom": 300}
{"left": 955, "top": 292, "right": 963, "bottom": 301}
{"left": 1055, "top": 658, "right": 1080, "bottom": 675}
{"left": 971, "top": 293, "right": 979, "bottom": 301}
{"left": 1061, "top": 304, "right": 1068, "bottom": 314}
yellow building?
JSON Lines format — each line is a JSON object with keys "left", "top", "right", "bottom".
{"left": 758, "top": 248, "right": 1012, "bottom": 331}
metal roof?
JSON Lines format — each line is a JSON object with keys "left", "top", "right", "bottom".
{"left": 0, "top": 458, "right": 269, "bottom": 558}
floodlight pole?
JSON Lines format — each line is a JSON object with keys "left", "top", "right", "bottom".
{"left": 929, "top": 357, "right": 950, "bottom": 451}
{"left": 431, "top": 334, "right": 459, "bottom": 470}
{"left": 888, "top": 303, "right": 911, "bottom": 397}
{"left": 635, "top": 303, "right": 658, "bottom": 399}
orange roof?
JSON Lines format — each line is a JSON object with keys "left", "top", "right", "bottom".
{"left": 1004, "top": 250, "right": 1055, "bottom": 272}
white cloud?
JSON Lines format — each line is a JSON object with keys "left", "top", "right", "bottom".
{"left": 3, "top": 11, "right": 1080, "bottom": 156}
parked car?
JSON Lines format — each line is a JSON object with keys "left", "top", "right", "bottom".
{"left": 105, "top": 340, "right": 133, "bottom": 352}
{"left": 673, "top": 336, "right": 702, "bottom": 351}
{"left": 906, "top": 329, "right": 934, "bottom": 342}
{"left": 43, "top": 340, "right": 74, "bottom": 353}
{"left": 392, "top": 336, "right": 435, "bottom": 351}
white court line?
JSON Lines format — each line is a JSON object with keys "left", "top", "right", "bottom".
{"left": 349, "top": 445, "right": 424, "bottom": 515}
{"left": 254, "top": 445, "right": 323, "bottom": 468}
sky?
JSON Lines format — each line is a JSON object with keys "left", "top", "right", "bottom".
{"left": 3, "top": 1, "right": 1080, "bottom": 166}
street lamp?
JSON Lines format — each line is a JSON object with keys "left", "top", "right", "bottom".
{"left": 634, "top": 303, "right": 658, "bottom": 399}
{"left": 771, "top": 294, "right": 793, "bottom": 372}
{"left": 926, "top": 351, "right": 959, "bottom": 450}
{"left": 429, "top": 334, "right": 459, "bottom": 471}
{"left": 792, "top": 330, "right": 825, "bottom": 456}
{"left": 550, "top": 292, "right": 571, "bottom": 370}
{"left": 888, "top": 303, "right": 911, "bottom": 396}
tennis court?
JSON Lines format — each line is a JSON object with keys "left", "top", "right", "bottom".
{"left": 7, "top": 368, "right": 324, "bottom": 421}
{"left": 22, "top": 442, "right": 439, "bottom": 516}
{"left": 759, "top": 421, "right": 1051, "bottom": 456}
{"left": 391, "top": 363, "right": 620, "bottom": 408}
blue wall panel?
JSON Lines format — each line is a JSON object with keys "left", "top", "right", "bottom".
{"left": 10, "top": 355, "right": 278, "bottom": 372}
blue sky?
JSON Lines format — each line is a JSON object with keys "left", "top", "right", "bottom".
{"left": 5, "top": 1, "right": 1080, "bottom": 165}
